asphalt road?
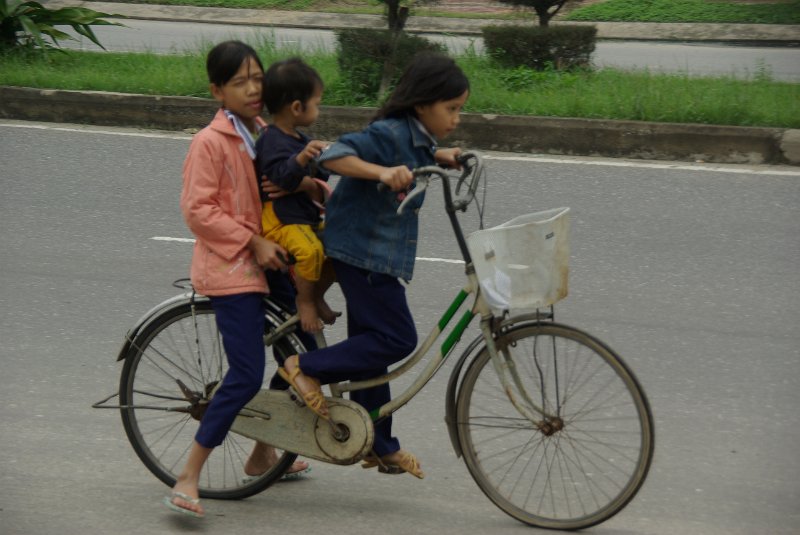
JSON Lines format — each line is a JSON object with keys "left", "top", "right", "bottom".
{"left": 60, "top": 19, "right": 800, "bottom": 81}
{"left": 1, "top": 119, "right": 799, "bottom": 534}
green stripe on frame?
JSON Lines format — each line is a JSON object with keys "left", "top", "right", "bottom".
{"left": 438, "top": 290, "right": 469, "bottom": 331}
{"left": 441, "top": 310, "right": 474, "bottom": 358}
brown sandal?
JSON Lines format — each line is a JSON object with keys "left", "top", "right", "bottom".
{"left": 277, "top": 366, "right": 329, "bottom": 420}
{"left": 361, "top": 450, "right": 424, "bottom": 479}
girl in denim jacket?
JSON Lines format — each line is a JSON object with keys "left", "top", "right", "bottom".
{"left": 276, "top": 53, "right": 470, "bottom": 479}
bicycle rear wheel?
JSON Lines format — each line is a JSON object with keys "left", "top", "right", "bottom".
{"left": 456, "top": 322, "right": 654, "bottom": 530}
{"left": 119, "top": 298, "right": 307, "bottom": 500}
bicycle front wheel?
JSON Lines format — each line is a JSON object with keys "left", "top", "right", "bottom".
{"left": 455, "top": 323, "right": 654, "bottom": 530}
{"left": 119, "top": 298, "right": 307, "bottom": 500}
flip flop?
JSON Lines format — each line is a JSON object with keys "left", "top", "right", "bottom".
{"left": 277, "top": 366, "right": 329, "bottom": 420}
{"left": 163, "top": 491, "right": 204, "bottom": 518}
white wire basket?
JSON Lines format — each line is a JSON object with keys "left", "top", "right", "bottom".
{"left": 467, "top": 207, "right": 570, "bottom": 313}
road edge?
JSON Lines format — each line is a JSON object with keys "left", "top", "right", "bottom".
{"left": 1, "top": 86, "right": 797, "bottom": 165}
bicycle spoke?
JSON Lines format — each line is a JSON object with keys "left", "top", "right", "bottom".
{"left": 456, "top": 323, "right": 653, "bottom": 529}
{"left": 119, "top": 299, "right": 304, "bottom": 499}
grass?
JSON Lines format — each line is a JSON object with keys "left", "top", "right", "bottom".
{"left": 2, "top": 40, "right": 798, "bottom": 128}
{"left": 565, "top": 0, "right": 800, "bottom": 24}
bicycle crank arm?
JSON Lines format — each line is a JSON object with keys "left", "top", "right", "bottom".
{"left": 230, "top": 390, "right": 374, "bottom": 465}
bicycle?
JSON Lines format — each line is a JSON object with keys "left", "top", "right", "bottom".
{"left": 95, "top": 152, "right": 654, "bottom": 530}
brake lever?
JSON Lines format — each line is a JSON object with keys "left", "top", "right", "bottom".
{"left": 396, "top": 177, "right": 429, "bottom": 215}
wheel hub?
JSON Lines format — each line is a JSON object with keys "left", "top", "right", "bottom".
{"left": 175, "top": 379, "right": 218, "bottom": 421}
{"left": 539, "top": 417, "right": 564, "bottom": 436}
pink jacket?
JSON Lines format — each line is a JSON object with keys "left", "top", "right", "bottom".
{"left": 180, "top": 109, "right": 268, "bottom": 296}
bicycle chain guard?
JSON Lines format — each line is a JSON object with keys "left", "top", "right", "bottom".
{"left": 230, "top": 390, "right": 374, "bottom": 465}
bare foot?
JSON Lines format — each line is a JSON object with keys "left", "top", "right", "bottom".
{"left": 316, "top": 297, "right": 341, "bottom": 325}
{"left": 297, "top": 297, "right": 323, "bottom": 333}
{"left": 244, "top": 443, "right": 310, "bottom": 477}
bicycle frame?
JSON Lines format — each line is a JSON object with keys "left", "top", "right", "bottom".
{"left": 270, "top": 154, "right": 557, "bottom": 432}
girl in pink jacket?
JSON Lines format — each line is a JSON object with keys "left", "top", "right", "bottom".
{"left": 165, "top": 41, "right": 299, "bottom": 518}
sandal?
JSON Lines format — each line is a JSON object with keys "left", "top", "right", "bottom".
{"left": 163, "top": 491, "right": 204, "bottom": 518}
{"left": 361, "top": 450, "right": 425, "bottom": 479}
{"left": 277, "top": 366, "right": 329, "bottom": 420}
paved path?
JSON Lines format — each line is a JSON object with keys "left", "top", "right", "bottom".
{"left": 44, "top": 0, "right": 800, "bottom": 43}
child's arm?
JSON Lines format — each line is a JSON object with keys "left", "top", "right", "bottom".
{"left": 257, "top": 134, "right": 315, "bottom": 193}
{"left": 248, "top": 234, "right": 289, "bottom": 271}
{"left": 434, "top": 147, "right": 463, "bottom": 168}
{"left": 296, "top": 140, "right": 327, "bottom": 168}
{"left": 323, "top": 156, "right": 413, "bottom": 192}
{"left": 261, "top": 175, "right": 324, "bottom": 204}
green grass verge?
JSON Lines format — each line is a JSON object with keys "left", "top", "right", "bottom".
{"left": 1, "top": 43, "right": 797, "bottom": 128}
{"left": 565, "top": 0, "right": 800, "bottom": 24}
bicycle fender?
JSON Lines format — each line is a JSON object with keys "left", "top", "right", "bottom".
{"left": 115, "top": 292, "right": 297, "bottom": 362}
{"left": 115, "top": 292, "right": 206, "bottom": 361}
{"left": 444, "top": 314, "right": 555, "bottom": 457}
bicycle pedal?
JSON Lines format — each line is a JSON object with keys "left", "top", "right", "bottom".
{"left": 286, "top": 389, "right": 305, "bottom": 407}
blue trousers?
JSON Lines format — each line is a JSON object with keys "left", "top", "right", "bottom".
{"left": 300, "top": 259, "right": 418, "bottom": 457}
{"left": 195, "top": 293, "right": 266, "bottom": 449}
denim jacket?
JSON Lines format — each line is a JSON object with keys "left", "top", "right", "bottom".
{"left": 319, "top": 115, "right": 437, "bottom": 281}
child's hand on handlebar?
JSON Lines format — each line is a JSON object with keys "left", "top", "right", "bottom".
{"left": 378, "top": 165, "right": 414, "bottom": 192}
{"left": 434, "top": 147, "right": 463, "bottom": 170}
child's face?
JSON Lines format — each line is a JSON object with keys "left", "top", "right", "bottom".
{"left": 294, "top": 86, "right": 323, "bottom": 128}
{"left": 210, "top": 56, "right": 264, "bottom": 130}
{"left": 415, "top": 90, "right": 469, "bottom": 140}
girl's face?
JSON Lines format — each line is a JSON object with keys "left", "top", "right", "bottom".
{"left": 210, "top": 56, "right": 264, "bottom": 130}
{"left": 414, "top": 90, "right": 469, "bottom": 139}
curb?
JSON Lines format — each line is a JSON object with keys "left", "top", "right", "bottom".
{"left": 2, "top": 86, "right": 797, "bottom": 165}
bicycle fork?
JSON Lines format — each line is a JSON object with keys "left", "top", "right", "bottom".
{"left": 480, "top": 320, "right": 563, "bottom": 435}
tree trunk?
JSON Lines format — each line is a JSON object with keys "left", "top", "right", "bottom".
{"left": 386, "top": 1, "right": 410, "bottom": 31}
{"left": 534, "top": 5, "right": 551, "bottom": 26}
{"left": 378, "top": 28, "right": 403, "bottom": 101}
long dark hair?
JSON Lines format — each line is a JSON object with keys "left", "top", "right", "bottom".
{"left": 206, "top": 40, "right": 264, "bottom": 87}
{"left": 375, "top": 52, "right": 469, "bottom": 121}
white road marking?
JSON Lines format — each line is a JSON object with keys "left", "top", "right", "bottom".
{"left": 151, "top": 236, "right": 196, "bottom": 243}
{"left": 150, "top": 237, "right": 465, "bottom": 264}
{"left": 0, "top": 121, "right": 192, "bottom": 140}
{"left": 483, "top": 154, "right": 800, "bottom": 177}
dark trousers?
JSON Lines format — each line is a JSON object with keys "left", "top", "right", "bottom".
{"left": 195, "top": 293, "right": 266, "bottom": 449}
{"left": 300, "top": 259, "right": 418, "bottom": 457}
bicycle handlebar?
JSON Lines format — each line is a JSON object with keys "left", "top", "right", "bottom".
{"left": 396, "top": 151, "right": 483, "bottom": 215}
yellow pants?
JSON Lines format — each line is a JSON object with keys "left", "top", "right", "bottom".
{"left": 261, "top": 202, "right": 325, "bottom": 281}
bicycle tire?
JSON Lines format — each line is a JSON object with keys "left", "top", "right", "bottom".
{"left": 119, "top": 298, "right": 307, "bottom": 500}
{"left": 455, "top": 322, "right": 654, "bottom": 530}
